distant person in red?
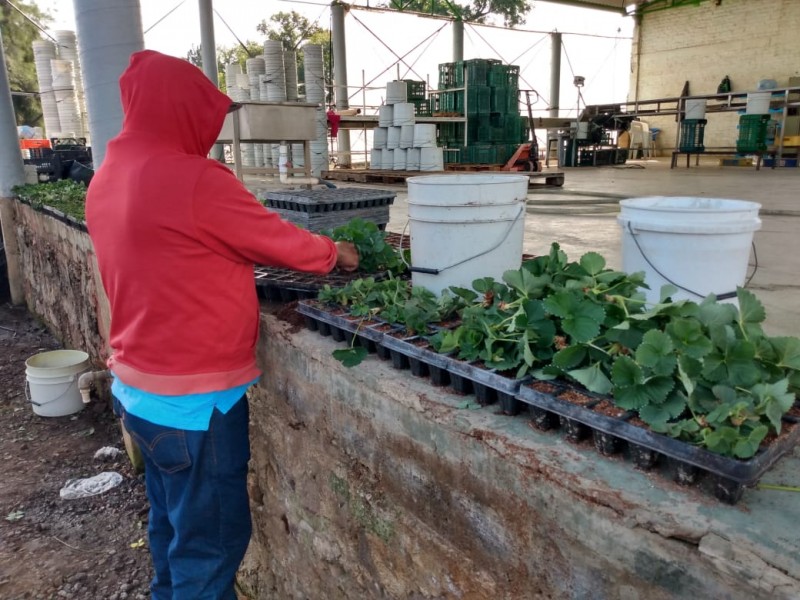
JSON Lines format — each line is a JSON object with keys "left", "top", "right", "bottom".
{"left": 86, "top": 50, "right": 358, "bottom": 599}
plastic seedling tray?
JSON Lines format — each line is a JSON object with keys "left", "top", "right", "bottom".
{"left": 517, "top": 382, "right": 800, "bottom": 504}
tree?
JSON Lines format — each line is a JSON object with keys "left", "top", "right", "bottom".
{"left": 1, "top": 1, "right": 52, "bottom": 126}
{"left": 383, "top": 0, "right": 531, "bottom": 28}
{"left": 186, "top": 40, "right": 262, "bottom": 92}
{"left": 256, "top": 11, "right": 323, "bottom": 52}
{"left": 187, "top": 11, "right": 332, "bottom": 99}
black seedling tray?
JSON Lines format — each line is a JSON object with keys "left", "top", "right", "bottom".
{"left": 262, "top": 188, "right": 396, "bottom": 213}
{"left": 296, "top": 299, "right": 800, "bottom": 504}
{"left": 254, "top": 232, "right": 409, "bottom": 303}
{"left": 516, "top": 381, "right": 800, "bottom": 504}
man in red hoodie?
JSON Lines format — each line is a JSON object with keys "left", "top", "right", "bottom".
{"left": 86, "top": 50, "right": 358, "bottom": 599}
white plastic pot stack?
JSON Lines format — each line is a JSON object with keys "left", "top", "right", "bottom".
{"left": 32, "top": 40, "right": 61, "bottom": 137}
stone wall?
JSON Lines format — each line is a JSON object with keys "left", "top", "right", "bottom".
{"left": 10, "top": 200, "right": 800, "bottom": 599}
{"left": 630, "top": 0, "right": 800, "bottom": 150}
{"left": 11, "top": 202, "right": 110, "bottom": 366}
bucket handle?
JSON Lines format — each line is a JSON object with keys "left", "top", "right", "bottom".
{"left": 25, "top": 372, "right": 81, "bottom": 408}
{"left": 400, "top": 202, "right": 526, "bottom": 276}
{"left": 626, "top": 221, "right": 758, "bottom": 301}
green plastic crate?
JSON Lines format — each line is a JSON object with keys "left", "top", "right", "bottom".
{"left": 403, "top": 80, "right": 426, "bottom": 101}
{"left": 736, "top": 114, "right": 770, "bottom": 153}
{"left": 679, "top": 118, "right": 707, "bottom": 152}
{"left": 488, "top": 64, "right": 520, "bottom": 90}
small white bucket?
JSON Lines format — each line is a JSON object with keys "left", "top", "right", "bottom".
{"left": 407, "top": 174, "right": 529, "bottom": 295}
{"left": 746, "top": 92, "right": 771, "bottom": 115}
{"left": 373, "top": 127, "right": 388, "bottom": 149}
{"left": 406, "top": 147, "right": 421, "bottom": 170}
{"left": 370, "top": 149, "right": 382, "bottom": 170}
{"left": 386, "top": 81, "right": 407, "bottom": 104}
{"left": 413, "top": 124, "right": 437, "bottom": 148}
{"left": 381, "top": 149, "right": 394, "bottom": 170}
{"left": 419, "top": 147, "right": 444, "bottom": 171}
{"left": 378, "top": 104, "right": 394, "bottom": 127}
{"left": 393, "top": 102, "right": 415, "bottom": 126}
{"left": 387, "top": 126, "right": 401, "bottom": 149}
{"left": 25, "top": 350, "right": 90, "bottom": 417}
{"left": 393, "top": 148, "right": 407, "bottom": 170}
{"left": 685, "top": 99, "right": 706, "bottom": 120}
{"left": 618, "top": 197, "right": 761, "bottom": 305}
{"left": 399, "top": 124, "right": 415, "bottom": 149}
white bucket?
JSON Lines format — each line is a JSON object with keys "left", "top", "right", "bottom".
{"left": 413, "top": 124, "right": 437, "bottom": 148}
{"left": 407, "top": 174, "right": 529, "bottom": 295}
{"left": 378, "top": 104, "right": 394, "bottom": 127}
{"left": 685, "top": 99, "right": 706, "bottom": 120}
{"left": 386, "top": 80, "right": 407, "bottom": 104}
{"left": 373, "top": 127, "right": 388, "bottom": 149}
{"left": 618, "top": 197, "right": 761, "bottom": 305}
{"left": 746, "top": 92, "right": 771, "bottom": 115}
{"left": 419, "top": 147, "right": 444, "bottom": 171}
{"left": 25, "top": 350, "right": 90, "bottom": 417}
{"left": 393, "top": 103, "right": 415, "bottom": 126}
{"left": 386, "top": 126, "right": 401, "bottom": 149}
{"left": 370, "top": 149, "right": 382, "bottom": 170}
{"left": 406, "top": 147, "right": 421, "bottom": 170}
{"left": 399, "top": 124, "right": 415, "bottom": 148}
{"left": 393, "top": 148, "right": 407, "bottom": 170}
{"left": 381, "top": 149, "right": 394, "bottom": 170}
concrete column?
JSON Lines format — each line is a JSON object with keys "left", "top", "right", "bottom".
{"left": 331, "top": 2, "right": 351, "bottom": 167}
{"left": 549, "top": 32, "right": 561, "bottom": 118}
{"left": 452, "top": 19, "right": 464, "bottom": 63}
{"left": 0, "top": 29, "right": 26, "bottom": 304}
{"left": 73, "top": 0, "right": 144, "bottom": 168}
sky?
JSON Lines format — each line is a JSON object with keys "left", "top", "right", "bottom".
{"left": 32, "top": 0, "right": 634, "bottom": 119}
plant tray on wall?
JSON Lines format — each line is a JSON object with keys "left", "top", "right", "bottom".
{"left": 295, "top": 299, "right": 800, "bottom": 505}
{"left": 516, "top": 381, "right": 800, "bottom": 504}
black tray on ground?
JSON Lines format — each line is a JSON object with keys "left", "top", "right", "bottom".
{"left": 516, "top": 381, "right": 800, "bottom": 504}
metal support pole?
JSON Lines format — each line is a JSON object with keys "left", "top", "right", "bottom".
{"left": 549, "top": 32, "right": 561, "bottom": 118}
{"left": 198, "top": 0, "right": 222, "bottom": 160}
{"left": 452, "top": 19, "right": 464, "bottom": 63}
{"left": 331, "top": 2, "right": 351, "bottom": 167}
{"left": 0, "top": 28, "right": 26, "bottom": 304}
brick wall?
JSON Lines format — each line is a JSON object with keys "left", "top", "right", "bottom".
{"left": 630, "top": 0, "right": 800, "bottom": 149}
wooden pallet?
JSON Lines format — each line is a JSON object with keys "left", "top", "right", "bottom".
{"left": 322, "top": 168, "right": 565, "bottom": 187}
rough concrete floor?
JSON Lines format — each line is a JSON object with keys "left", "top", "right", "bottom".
{"left": 250, "top": 157, "right": 799, "bottom": 336}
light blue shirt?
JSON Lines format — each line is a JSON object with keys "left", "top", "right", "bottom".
{"left": 112, "top": 374, "right": 258, "bottom": 431}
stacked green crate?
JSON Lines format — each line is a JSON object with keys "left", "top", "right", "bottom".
{"left": 403, "top": 80, "right": 429, "bottom": 117}
{"left": 435, "top": 59, "right": 525, "bottom": 165}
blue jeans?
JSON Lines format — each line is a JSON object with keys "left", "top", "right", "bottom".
{"left": 116, "top": 397, "right": 252, "bottom": 600}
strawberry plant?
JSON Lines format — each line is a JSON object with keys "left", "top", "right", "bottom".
{"left": 13, "top": 180, "right": 88, "bottom": 221}
{"left": 323, "top": 218, "right": 408, "bottom": 275}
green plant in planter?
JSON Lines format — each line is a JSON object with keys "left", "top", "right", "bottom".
{"left": 323, "top": 218, "right": 408, "bottom": 275}
{"left": 13, "top": 181, "right": 88, "bottom": 222}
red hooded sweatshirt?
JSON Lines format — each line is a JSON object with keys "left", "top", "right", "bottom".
{"left": 86, "top": 50, "right": 337, "bottom": 395}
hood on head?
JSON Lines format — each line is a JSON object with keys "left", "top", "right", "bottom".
{"left": 118, "top": 50, "right": 232, "bottom": 156}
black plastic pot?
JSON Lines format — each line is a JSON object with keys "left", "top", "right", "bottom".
{"left": 516, "top": 382, "right": 800, "bottom": 504}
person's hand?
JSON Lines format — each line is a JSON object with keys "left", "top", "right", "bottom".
{"left": 334, "top": 241, "right": 359, "bottom": 272}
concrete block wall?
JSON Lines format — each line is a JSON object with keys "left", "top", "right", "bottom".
{"left": 630, "top": 0, "right": 800, "bottom": 150}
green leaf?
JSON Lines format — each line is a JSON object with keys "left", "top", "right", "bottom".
{"left": 665, "top": 318, "right": 713, "bottom": 359}
{"left": 552, "top": 345, "right": 587, "bottom": 370}
{"left": 635, "top": 330, "right": 676, "bottom": 377}
{"left": 659, "top": 284, "right": 679, "bottom": 303}
{"left": 639, "top": 391, "right": 687, "bottom": 427}
{"left": 567, "top": 363, "right": 612, "bottom": 395}
{"left": 733, "top": 425, "right": 769, "bottom": 459}
{"left": 737, "top": 288, "right": 766, "bottom": 325}
{"left": 5, "top": 510, "right": 24, "bottom": 522}
{"left": 332, "top": 347, "right": 368, "bottom": 367}
{"left": 771, "top": 337, "right": 800, "bottom": 370}
{"left": 611, "top": 356, "right": 643, "bottom": 388}
{"left": 579, "top": 252, "right": 606, "bottom": 276}
{"left": 697, "top": 299, "right": 737, "bottom": 328}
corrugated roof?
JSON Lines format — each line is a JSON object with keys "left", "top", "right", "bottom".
{"left": 546, "top": 0, "right": 636, "bottom": 14}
